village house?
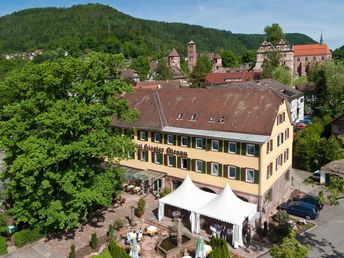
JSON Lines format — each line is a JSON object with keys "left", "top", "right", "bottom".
{"left": 113, "top": 87, "right": 293, "bottom": 219}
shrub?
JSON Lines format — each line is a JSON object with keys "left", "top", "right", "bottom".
{"left": 107, "top": 224, "right": 114, "bottom": 239}
{"left": 0, "top": 236, "right": 7, "bottom": 255}
{"left": 108, "top": 239, "right": 130, "bottom": 258}
{"left": 113, "top": 218, "right": 125, "bottom": 229}
{"left": 134, "top": 198, "right": 145, "bottom": 218}
{"left": 273, "top": 210, "right": 290, "bottom": 224}
{"left": 69, "top": 244, "right": 76, "bottom": 258}
{"left": 209, "top": 236, "right": 230, "bottom": 258}
{"left": 90, "top": 232, "right": 98, "bottom": 250}
{"left": 13, "top": 226, "right": 45, "bottom": 247}
{"left": 160, "top": 187, "right": 171, "bottom": 197}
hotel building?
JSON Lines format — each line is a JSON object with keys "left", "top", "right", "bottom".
{"left": 113, "top": 87, "right": 293, "bottom": 217}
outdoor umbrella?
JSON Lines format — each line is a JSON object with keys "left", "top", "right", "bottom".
{"left": 129, "top": 238, "right": 139, "bottom": 258}
{"left": 195, "top": 236, "right": 206, "bottom": 258}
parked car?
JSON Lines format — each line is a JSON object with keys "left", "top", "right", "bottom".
{"left": 294, "top": 122, "right": 306, "bottom": 130}
{"left": 300, "top": 118, "right": 312, "bottom": 125}
{"left": 279, "top": 201, "right": 319, "bottom": 220}
{"left": 311, "top": 170, "right": 321, "bottom": 181}
{"left": 290, "top": 194, "right": 324, "bottom": 210}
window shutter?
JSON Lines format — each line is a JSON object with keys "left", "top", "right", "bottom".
{"left": 159, "top": 133, "right": 163, "bottom": 143}
{"left": 224, "top": 141, "right": 228, "bottom": 153}
{"left": 191, "top": 159, "right": 195, "bottom": 171}
{"left": 241, "top": 143, "right": 247, "bottom": 155}
{"left": 206, "top": 139, "right": 211, "bottom": 151}
{"left": 207, "top": 162, "right": 211, "bottom": 174}
{"left": 254, "top": 170, "right": 260, "bottom": 184}
{"left": 151, "top": 152, "right": 155, "bottom": 163}
{"left": 202, "top": 161, "right": 206, "bottom": 173}
{"left": 187, "top": 158, "right": 191, "bottom": 170}
{"left": 145, "top": 151, "right": 148, "bottom": 161}
{"left": 240, "top": 168, "right": 246, "bottom": 181}
{"left": 219, "top": 140, "right": 223, "bottom": 152}
{"left": 164, "top": 134, "right": 168, "bottom": 144}
{"left": 236, "top": 142, "right": 241, "bottom": 154}
{"left": 159, "top": 153, "right": 163, "bottom": 164}
{"left": 137, "top": 150, "right": 141, "bottom": 160}
{"left": 172, "top": 156, "right": 176, "bottom": 167}
{"left": 224, "top": 165, "right": 229, "bottom": 178}
{"left": 235, "top": 167, "right": 240, "bottom": 180}
{"left": 144, "top": 131, "right": 148, "bottom": 141}
{"left": 151, "top": 132, "right": 155, "bottom": 140}
{"left": 173, "top": 135, "right": 176, "bottom": 145}
{"left": 164, "top": 154, "right": 167, "bottom": 165}
{"left": 255, "top": 145, "right": 260, "bottom": 157}
{"left": 202, "top": 138, "right": 206, "bottom": 149}
{"left": 137, "top": 130, "right": 140, "bottom": 139}
{"left": 187, "top": 137, "right": 191, "bottom": 147}
{"left": 177, "top": 157, "right": 181, "bottom": 168}
{"left": 192, "top": 138, "right": 196, "bottom": 148}
{"left": 177, "top": 136, "right": 181, "bottom": 146}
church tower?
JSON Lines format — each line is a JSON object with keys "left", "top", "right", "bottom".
{"left": 320, "top": 32, "right": 323, "bottom": 45}
{"left": 187, "top": 41, "right": 197, "bottom": 72}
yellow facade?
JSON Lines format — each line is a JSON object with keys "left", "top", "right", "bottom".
{"left": 120, "top": 100, "right": 293, "bottom": 207}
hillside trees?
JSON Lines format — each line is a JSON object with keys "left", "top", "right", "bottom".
{"left": 0, "top": 52, "right": 137, "bottom": 231}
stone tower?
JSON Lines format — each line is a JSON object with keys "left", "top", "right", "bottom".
{"left": 168, "top": 48, "right": 180, "bottom": 70}
{"left": 187, "top": 40, "right": 197, "bottom": 72}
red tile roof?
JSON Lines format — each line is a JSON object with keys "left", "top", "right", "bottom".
{"left": 114, "top": 87, "right": 284, "bottom": 136}
{"left": 294, "top": 44, "right": 331, "bottom": 57}
{"left": 135, "top": 80, "right": 181, "bottom": 90}
{"left": 205, "top": 71, "right": 260, "bottom": 85}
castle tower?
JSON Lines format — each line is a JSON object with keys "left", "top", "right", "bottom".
{"left": 187, "top": 41, "right": 197, "bottom": 72}
{"left": 168, "top": 48, "right": 180, "bottom": 70}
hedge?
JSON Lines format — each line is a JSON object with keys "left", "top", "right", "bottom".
{"left": 0, "top": 236, "right": 7, "bottom": 255}
{"left": 13, "top": 227, "right": 45, "bottom": 247}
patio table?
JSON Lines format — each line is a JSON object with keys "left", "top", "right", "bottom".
{"left": 146, "top": 225, "right": 158, "bottom": 236}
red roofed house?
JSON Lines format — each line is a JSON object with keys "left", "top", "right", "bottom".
{"left": 255, "top": 35, "right": 332, "bottom": 76}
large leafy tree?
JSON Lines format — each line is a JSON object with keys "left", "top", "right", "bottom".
{"left": 154, "top": 60, "right": 173, "bottom": 80}
{"left": 0, "top": 52, "right": 137, "bottom": 231}
{"left": 219, "top": 50, "right": 239, "bottom": 67}
{"left": 272, "top": 66, "right": 292, "bottom": 86}
{"left": 189, "top": 56, "right": 212, "bottom": 88}
{"left": 262, "top": 51, "right": 281, "bottom": 78}
{"left": 271, "top": 231, "right": 310, "bottom": 258}
{"left": 264, "top": 23, "right": 285, "bottom": 45}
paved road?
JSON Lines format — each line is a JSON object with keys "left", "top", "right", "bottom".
{"left": 260, "top": 169, "right": 344, "bottom": 258}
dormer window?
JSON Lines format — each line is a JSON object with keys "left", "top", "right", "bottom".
{"left": 209, "top": 116, "right": 215, "bottom": 123}
{"left": 218, "top": 117, "right": 225, "bottom": 123}
{"left": 177, "top": 113, "right": 184, "bottom": 120}
{"left": 190, "top": 114, "right": 198, "bottom": 121}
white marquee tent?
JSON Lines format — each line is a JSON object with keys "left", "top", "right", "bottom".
{"left": 158, "top": 175, "right": 258, "bottom": 248}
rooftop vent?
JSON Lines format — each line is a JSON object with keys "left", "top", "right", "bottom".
{"left": 177, "top": 113, "right": 184, "bottom": 120}
{"left": 208, "top": 116, "right": 215, "bottom": 123}
{"left": 190, "top": 114, "right": 198, "bottom": 121}
{"left": 218, "top": 117, "right": 225, "bottom": 123}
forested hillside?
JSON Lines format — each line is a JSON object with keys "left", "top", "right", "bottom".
{"left": 0, "top": 4, "right": 316, "bottom": 57}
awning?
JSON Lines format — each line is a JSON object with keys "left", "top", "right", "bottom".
{"left": 124, "top": 167, "right": 166, "bottom": 184}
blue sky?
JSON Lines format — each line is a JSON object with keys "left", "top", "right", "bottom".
{"left": 0, "top": 0, "right": 343, "bottom": 49}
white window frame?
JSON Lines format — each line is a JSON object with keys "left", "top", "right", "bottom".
{"left": 245, "top": 169, "right": 255, "bottom": 183}
{"left": 195, "top": 160, "right": 203, "bottom": 173}
{"left": 181, "top": 157, "right": 188, "bottom": 170}
{"left": 181, "top": 136, "right": 188, "bottom": 147}
{"left": 167, "top": 134, "right": 174, "bottom": 145}
{"left": 228, "top": 166, "right": 236, "bottom": 179}
{"left": 139, "top": 131, "right": 146, "bottom": 141}
{"left": 211, "top": 163, "right": 219, "bottom": 176}
{"left": 195, "top": 138, "right": 203, "bottom": 149}
{"left": 228, "top": 142, "right": 236, "bottom": 153}
{"left": 246, "top": 144, "right": 255, "bottom": 156}
{"left": 211, "top": 140, "right": 219, "bottom": 151}
{"left": 154, "top": 132, "right": 161, "bottom": 143}
{"left": 267, "top": 163, "right": 273, "bottom": 178}
{"left": 167, "top": 155, "right": 174, "bottom": 167}
{"left": 154, "top": 152, "right": 162, "bottom": 164}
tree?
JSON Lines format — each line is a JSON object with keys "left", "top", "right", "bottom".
{"left": 272, "top": 66, "right": 292, "bottom": 85}
{"left": 108, "top": 239, "right": 130, "bottom": 258}
{"left": 315, "top": 137, "right": 344, "bottom": 168}
{"left": 0, "top": 52, "right": 137, "bottom": 231}
{"left": 262, "top": 51, "right": 281, "bottom": 78}
{"left": 241, "top": 50, "right": 256, "bottom": 67}
{"left": 189, "top": 56, "right": 211, "bottom": 88}
{"left": 271, "top": 231, "right": 310, "bottom": 258}
{"left": 154, "top": 60, "right": 173, "bottom": 80}
{"left": 219, "top": 50, "right": 238, "bottom": 67}
{"left": 264, "top": 23, "right": 285, "bottom": 45}
{"left": 69, "top": 244, "right": 76, "bottom": 258}
{"left": 131, "top": 55, "right": 150, "bottom": 81}
{"left": 90, "top": 232, "right": 98, "bottom": 250}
